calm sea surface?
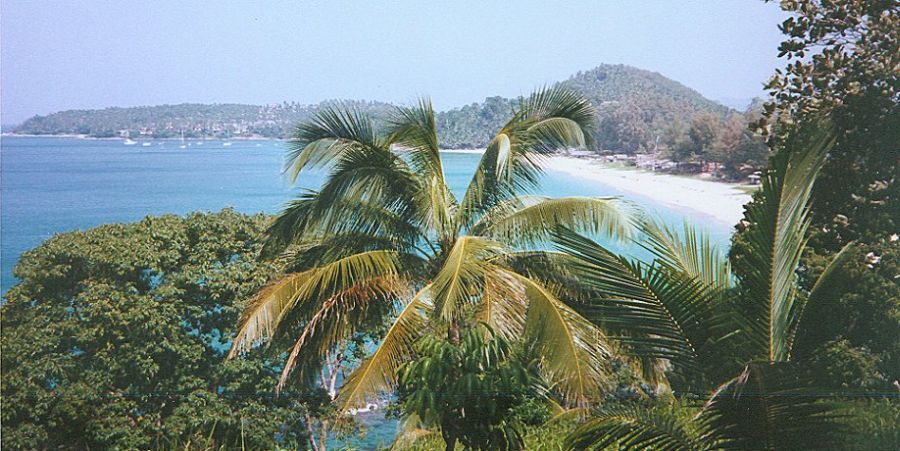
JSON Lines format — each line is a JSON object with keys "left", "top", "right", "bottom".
{"left": 0, "top": 136, "right": 734, "bottom": 447}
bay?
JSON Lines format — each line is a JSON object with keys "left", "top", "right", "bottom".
{"left": 0, "top": 136, "right": 734, "bottom": 449}
{"left": 1, "top": 137, "right": 733, "bottom": 294}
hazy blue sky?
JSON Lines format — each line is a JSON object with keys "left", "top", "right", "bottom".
{"left": 1, "top": 1, "right": 788, "bottom": 124}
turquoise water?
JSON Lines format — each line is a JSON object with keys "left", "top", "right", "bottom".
{"left": 1, "top": 137, "right": 733, "bottom": 294}
{"left": 0, "top": 136, "right": 734, "bottom": 448}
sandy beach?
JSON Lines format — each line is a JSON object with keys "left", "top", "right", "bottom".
{"left": 545, "top": 155, "right": 752, "bottom": 226}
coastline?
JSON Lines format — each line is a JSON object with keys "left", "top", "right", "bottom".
{"left": 545, "top": 155, "right": 751, "bottom": 226}
{"left": 0, "top": 133, "right": 281, "bottom": 141}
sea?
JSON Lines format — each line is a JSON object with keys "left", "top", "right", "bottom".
{"left": 0, "top": 136, "right": 735, "bottom": 448}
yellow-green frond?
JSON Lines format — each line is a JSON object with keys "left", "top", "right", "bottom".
{"left": 229, "top": 250, "right": 404, "bottom": 357}
{"left": 336, "top": 287, "right": 433, "bottom": 412}
{"left": 477, "top": 196, "right": 636, "bottom": 246}
{"left": 513, "top": 272, "right": 612, "bottom": 407}
{"left": 430, "top": 236, "right": 505, "bottom": 322}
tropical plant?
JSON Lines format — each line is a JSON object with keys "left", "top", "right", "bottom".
{"left": 557, "top": 128, "right": 860, "bottom": 449}
{"left": 0, "top": 210, "right": 309, "bottom": 450}
{"left": 228, "top": 87, "right": 635, "bottom": 423}
{"left": 396, "top": 325, "right": 542, "bottom": 450}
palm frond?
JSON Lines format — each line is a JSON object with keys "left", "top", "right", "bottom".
{"left": 476, "top": 268, "right": 527, "bottom": 342}
{"left": 518, "top": 85, "right": 597, "bottom": 149}
{"left": 336, "top": 287, "right": 433, "bottom": 412}
{"left": 228, "top": 250, "right": 405, "bottom": 356}
{"left": 566, "top": 403, "right": 716, "bottom": 451}
{"left": 388, "top": 99, "right": 458, "bottom": 240}
{"left": 511, "top": 271, "right": 612, "bottom": 407}
{"left": 553, "top": 228, "right": 728, "bottom": 386}
{"left": 474, "top": 196, "right": 635, "bottom": 246}
{"left": 735, "top": 128, "right": 834, "bottom": 362}
{"left": 316, "top": 143, "right": 420, "bottom": 213}
{"left": 790, "top": 242, "right": 856, "bottom": 361}
{"left": 497, "top": 250, "right": 596, "bottom": 303}
{"left": 276, "top": 275, "right": 406, "bottom": 390}
{"left": 261, "top": 191, "right": 423, "bottom": 259}
{"left": 430, "top": 236, "right": 504, "bottom": 322}
{"left": 285, "top": 104, "right": 385, "bottom": 183}
{"left": 639, "top": 219, "right": 733, "bottom": 291}
{"left": 455, "top": 87, "right": 597, "bottom": 229}
{"left": 702, "top": 362, "right": 847, "bottom": 449}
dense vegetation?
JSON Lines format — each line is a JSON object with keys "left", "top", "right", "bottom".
{"left": 2, "top": 1, "right": 896, "bottom": 449}
{"left": 739, "top": 0, "right": 899, "bottom": 391}
{"left": 228, "top": 87, "right": 637, "bottom": 451}
{"left": 0, "top": 211, "right": 313, "bottom": 449}
{"left": 13, "top": 65, "right": 732, "bottom": 151}
{"left": 12, "top": 101, "right": 394, "bottom": 139}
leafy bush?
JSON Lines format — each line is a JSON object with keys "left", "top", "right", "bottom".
{"left": 1, "top": 210, "right": 309, "bottom": 450}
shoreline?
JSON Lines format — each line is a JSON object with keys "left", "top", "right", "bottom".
{"left": 545, "top": 155, "right": 751, "bottom": 226}
{"left": 1, "top": 133, "right": 280, "bottom": 141}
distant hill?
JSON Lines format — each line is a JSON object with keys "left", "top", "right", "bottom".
{"left": 13, "top": 64, "right": 731, "bottom": 152}
{"left": 436, "top": 64, "right": 731, "bottom": 151}
{"left": 13, "top": 101, "right": 394, "bottom": 139}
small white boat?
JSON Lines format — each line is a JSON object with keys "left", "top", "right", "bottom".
{"left": 348, "top": 402, "right": 380, "bottom": 415}
{"left": 142, "top": 142, "right": 151, "bottom": 147}
{"left": 223, "top": 142, "right": 232, "bottom": 147}
{"left": 123, "top": 138, "right": 137, "bottom": 145}
{"left": 179, "top": 144, "right": 187, "bottom": 149}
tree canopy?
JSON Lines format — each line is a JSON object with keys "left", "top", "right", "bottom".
{"left": 1, "top": 210, "right": 310, "bottom": 450}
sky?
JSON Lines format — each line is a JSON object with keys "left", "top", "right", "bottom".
{"left": 1, "top": 0, "right": 789, "bottom": 124}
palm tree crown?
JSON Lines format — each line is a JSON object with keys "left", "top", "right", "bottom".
{"left": 229, "top": 87, "right": 635, "bottom": 411}
{"left": 557, "top": 128, "right": 854, "bottom": 449}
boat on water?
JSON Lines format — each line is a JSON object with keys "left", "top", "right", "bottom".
{"left": 223, "top": 142, "right": 232, "bottom": 147}
{"left": 123, "top": 138, "right": 137, "bottom": 145}
{"left": 141, "top": 142, "right": 151, "bottom": 147}
{"left": 348, "top": 402, "right": 380, "bottom": 416}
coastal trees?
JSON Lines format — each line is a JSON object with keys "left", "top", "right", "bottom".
{"left": 396, "top": 325, "right": 541, "bottom": 450}
{"left": 759, "top": 0, "right": 898, "bottom": 243}
{"left": 0, "top": 210, "right": 309, "bottom": 450}
{"left": 559, "top": 130, "right": 856, "bottom": 449}
{"left": 228, "top": 87, "right": 634, "bottom": 446}
{"left": 712, "top": 113, "right": 769, "bottom": 179}
{"left": 748, "top": 0, "right": 899, "bottom": 388}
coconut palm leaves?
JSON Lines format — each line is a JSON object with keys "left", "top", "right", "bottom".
{"left": 561, "top": 127, "right": 854, "bottom": 449}
{"left": 230, "top": 87, "right": 634, "bottom": 411}
{"left": 736, "top": 129, "right": 835, "bottom": 362}
{"left": 566, "top": 403, "right": 720, "bottom": 451}
{"left": 554, "top": 228, "right": 728, "bottom": 388}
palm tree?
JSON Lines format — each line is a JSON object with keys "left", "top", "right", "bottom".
{"left": 556, "top": 128, "right": 856, "bottom": 449}
{"left": 228, "top": 87, "right": 635, "bottom": 416}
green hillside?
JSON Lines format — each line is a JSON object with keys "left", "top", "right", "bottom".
{"left": 14, "top": 64, "right": 730, "bottom": 152}
{"left": 436, "top": 64, "right": 731, "bottom": 150}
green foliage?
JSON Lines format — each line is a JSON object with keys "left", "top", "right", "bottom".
{"left": 663, "top": 109, "right": 769, "bottom": 174}
{"left": 731, "top": 0, "right": 899, "bottom": 391}
{"left": 397, "top": 326, "right": 541, "bottom": 450}
{"left": 559, "top": 132, "right": 857, "bottom": 448}
{"left": 391, "top": 416, "right": 579, "bottom": 451}
{"left": 230, "top": 88, "right": 633, "bottom": 436}
{"left": 0, "top": 210, "right": 308, "bottom": 450}
{"left": 560, "top": 65, "right": 730, "bottom": 153}
{"left": 793, "top": 239, "right": 900, "bottom": 388}
{"left": 14, "top": 64, "right": 737, "bottom": 156}
{"left": 760, "top": 0, "right": 899, "bottom": 243}
{"left": 836, "top": 398, "right": 900, "bottom": 451}
{"left": 14, "top": 100, "right": 394, "bottom": 139}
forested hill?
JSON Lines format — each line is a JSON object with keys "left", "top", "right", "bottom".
{"left": 12, "top": 101, "right": 394, "bottom": 140}
{"left": 437, "top": 64, "right": 731, "bottom": 151}
{"left": 13, "top": 64, "right": 731, "bottom": 152}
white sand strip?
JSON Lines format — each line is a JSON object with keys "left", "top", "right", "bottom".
{"left": 545, "top": 155, "right": 752, "bottom": 226}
